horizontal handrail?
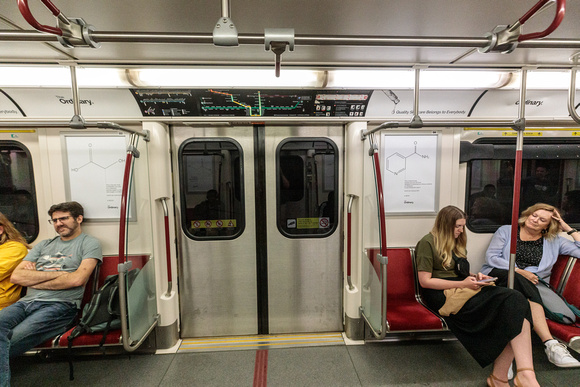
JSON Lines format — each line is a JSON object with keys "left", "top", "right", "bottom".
{"left": 2, "top": 29, "right": 580, "bottom": 50}
{"left": 2, "top": 117, "right": 580, "bottom": 127}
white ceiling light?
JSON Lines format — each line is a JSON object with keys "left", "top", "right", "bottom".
{"left": 76, "top": 68, "right": 131, "bottom": 87}
{"left": 0, "top": 66, "right": 71, "bottom": 87}
{"left": 327, "top": 69, "right": 415, "bottom": 88}
{"left": 327, "top": 69, "right": 511, "bottom": 89}
{"left": 135, "top": 68, "right": 321, "bottom": 87}
{"left": 422, "top": 70, "right": 511, "bottom": 89}
{"left": 0, "top": 66, "right": 131, "bottom": 87}
{"left": 503, "top": 71, "right": 574, "bottom": 89}
{"left": 0, "top": 66, "right": 572, "bottom": 90}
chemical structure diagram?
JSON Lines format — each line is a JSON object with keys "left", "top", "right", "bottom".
{"left": 385, "top": 141, "right": 429, "bottom": 175}
{"left": 70, "top": 143, "right": 125, "bottom": 173}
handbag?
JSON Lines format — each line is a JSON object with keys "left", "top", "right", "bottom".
{"left": 537, "top": 278, "right": 580, "bottom": 326}
{"left": 451, "top": 253, "right": 470, "bottom": 278}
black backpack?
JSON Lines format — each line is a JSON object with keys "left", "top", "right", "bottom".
{"left": 67, "top": 269, "right": 140, "bottom": 380}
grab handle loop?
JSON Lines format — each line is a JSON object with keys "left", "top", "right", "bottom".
{"left": 17, "top": 0, "right": 63, "bottom": 36}
{"left": 518, "top": 0, "right": 566, "bottom": 42}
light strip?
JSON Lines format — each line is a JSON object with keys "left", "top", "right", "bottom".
{"left": 0, "top": 67, "right": 131, "bottom": 87}
{"left": 134, "top": 68, "right": 321, "bottom": 87}
{"left": 0, "top": 66, "right": 575, "bottom": 89}
{"left": 502, "top": 71, "right": 575, "bottom": 89}
{"left": 327, "top": 69, "right": 511, "bottom": 89}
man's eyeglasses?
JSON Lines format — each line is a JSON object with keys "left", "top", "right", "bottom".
{"left": 48, "top": 216, "right": 72, "bottom": 225}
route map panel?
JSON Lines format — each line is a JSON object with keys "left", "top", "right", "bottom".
{"left": 131, "top": 89, "right": 372, "bottom": 117}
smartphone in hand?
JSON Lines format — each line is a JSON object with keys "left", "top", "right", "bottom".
{"left": 476, "top": 277, "right": 498, "bottom": 283}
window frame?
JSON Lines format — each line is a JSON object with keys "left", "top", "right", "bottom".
{"left": 462, "top": 137, "right": 580, "bottom": 233}
{"left": 276, "top": 137, "right": 339, "bottom": 239}
{"left": 0, "top": 140, "right": 39, "bottom": 243}
{"left": 177, "top": 137, "right": 246, "bottom": 241}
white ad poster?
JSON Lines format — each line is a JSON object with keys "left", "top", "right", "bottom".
{"left": 382, "top": 133, "right": 438, "bottom": 214}
{"left": 64, "top": 135, "right": 129, "bottom": 220}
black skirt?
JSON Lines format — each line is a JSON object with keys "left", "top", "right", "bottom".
{"left": 421, "top": 282, "right": 533, "bottom": 368}
{"left": 488, "top": 268, "right": 543, "bottom": 305}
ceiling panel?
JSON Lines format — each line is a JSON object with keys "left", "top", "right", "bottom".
{"left": 0, "top": 0, "right": 578, "bottom": 67}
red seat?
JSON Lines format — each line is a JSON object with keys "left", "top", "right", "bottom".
{"left": 549, "top": 254, "right": 570, "bottom": 290}
{"left": 546, "top": 255, "right": 580, "bottom": 352}
{"left": 367, "top": 248, "right": 446, "bottom": 332}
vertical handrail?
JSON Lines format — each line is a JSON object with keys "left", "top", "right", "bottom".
{"left": 68, "top": 65, "right": 86, "bottom": 129}
{"left": 359, "top": 135, "right": 388, "bottom": 339}
{"left": 508, "top": 69, "right": 528, "bottom": 289}
{"left": 568, "top": 68, "right": 580, "bottom": 125}
{"left": 372, "top": 148, "right": 388, "bottom": 258}
{"left": 118, "top": 133, "right": 139, "bottom": 266}
{"left": 116, "top": 132, "right": 159, "bottom": 352}
{"left": 157, "top": 197, "right": 173, "bottom": 296}
{"left": 346, "top": 194, "right": 357, "bottom": 291}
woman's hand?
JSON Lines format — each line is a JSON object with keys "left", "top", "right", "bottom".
{"left": 462, "top": 276, "right": 492, "bottom": 290}
{"left": 552, "top": 210, "right": 573, "bottom": 233}
{"left": 474, "top": 272, "right": 493, "bottom": 282}
{"left": 516, "top": 268, "right": 538, "bottom": 284}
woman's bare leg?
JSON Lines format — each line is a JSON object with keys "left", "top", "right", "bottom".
{"left": 529, "top": 300, "right": 553, "bottom": 342}
{"left": 511, "top": 319, "right": 540, "bottom": 387}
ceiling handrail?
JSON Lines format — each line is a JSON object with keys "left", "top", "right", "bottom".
{"left": 16, "top": 0, "right": 100, "bottom": 48}
{"left": 518, "top": 0, "right": 566, "bottom": 42}
{"left": 17, "top": 0, "right": 63, "bottom": 36}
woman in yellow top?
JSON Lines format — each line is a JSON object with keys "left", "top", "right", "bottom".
{"left": 0, "top": 212, "right": 29, "bottom": 310}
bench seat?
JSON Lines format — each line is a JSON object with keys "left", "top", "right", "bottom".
{"left": 30, "top": 255, "right": 148, "bottom": 351}
{"left": 367, "top": 247, "right": 446, "bottom": 332}
{"left": 547, "top": 255, "right": 580, "bottom": 353}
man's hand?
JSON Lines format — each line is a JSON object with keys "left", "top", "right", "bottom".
{"left": 22, "top": 261, "right": 36, "bottom": 270}
{"left": 29, "top": 258, "right": 99, "bottom": 290}
{"left": 11, "top": 260, "right": 66, "bottom": 286}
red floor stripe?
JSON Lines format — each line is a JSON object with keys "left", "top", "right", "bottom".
{"left": 253, "top": 349, "right": 268, "bottom": 387}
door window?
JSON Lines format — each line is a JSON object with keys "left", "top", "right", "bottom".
{"left": 277, "top": 138, "right": 338, "bottom": 237}
{"left": 179, "top": 139, "right": 245, "bottom": 240}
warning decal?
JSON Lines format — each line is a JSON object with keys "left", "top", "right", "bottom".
{"left": 295, "top": 217, "right": 331, "bottom": 229}
{"left": 191, "top": 219, "right": 237, "bottom": 229}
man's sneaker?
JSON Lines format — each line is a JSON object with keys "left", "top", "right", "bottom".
{"left": 545, "top": 341, "right": 580, "bottom": 367}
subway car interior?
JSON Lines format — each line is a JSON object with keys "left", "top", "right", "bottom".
{"left": 2, "top": 0, "right": 580, "bottom": 385}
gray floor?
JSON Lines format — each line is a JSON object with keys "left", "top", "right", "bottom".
{"left": 10, "top": 337, "right": 580, "bottom": 386}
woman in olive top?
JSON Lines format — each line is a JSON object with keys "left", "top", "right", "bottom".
{"left": 416, "top": 205, "right": 539, "bottom": 387}
{"left": 0, "top": 212, "right": 29, "bottom": 310}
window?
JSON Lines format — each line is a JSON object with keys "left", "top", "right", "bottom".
{"left": 277, "top": 138, "right": 338, "bottom": 237}
{"left": 0, "top": 141, "right": 38, "bottom": 242}
{"left": 462, "top": 138, "right": 580, "bottom": 233}
{"left": 178, "top": 139, "right": 244, "bottom": 240}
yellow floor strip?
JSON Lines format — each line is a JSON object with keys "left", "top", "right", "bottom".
{"left": 178, "top": 332, "right": 345, "bottom": 353}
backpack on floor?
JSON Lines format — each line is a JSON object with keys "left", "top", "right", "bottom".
{"left": 69, "top": 268, "right": 140, "bottom": 344}
{"left": 67, "top": 269, "right": 140, "bottom": 380}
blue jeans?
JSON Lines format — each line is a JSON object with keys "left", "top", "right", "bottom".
{"left": 0, "top": 300, "right": 77, "bottom": 387}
